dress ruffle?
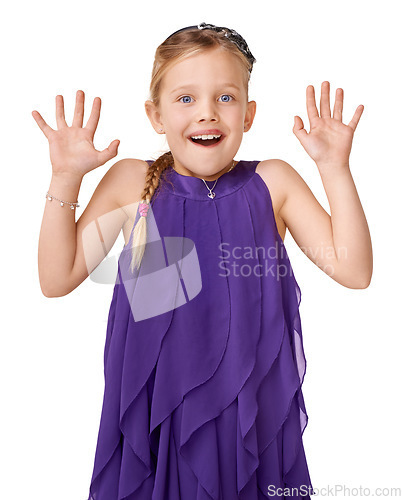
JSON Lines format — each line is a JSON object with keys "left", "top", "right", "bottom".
{"left": 88, "top": 161, "right": 313, "bottom": 499}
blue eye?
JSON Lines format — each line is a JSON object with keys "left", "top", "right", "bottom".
{"left": 179, "top": 96, "right": 193, "bottom": 103}
{"left": 179, "top": 94, "right": 233, "bottom": 103}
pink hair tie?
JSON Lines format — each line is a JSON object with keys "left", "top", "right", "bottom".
{"left": 139, "top": 202, "right": 150, "bottom": 218}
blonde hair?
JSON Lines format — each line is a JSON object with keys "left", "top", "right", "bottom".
{"left": 129, "top": 27, "right": 253, "bottom": 272}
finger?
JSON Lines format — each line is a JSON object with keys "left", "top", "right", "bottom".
{"left": 333, "top": 88, "right": 343, "bottom": 121}
{"left": 56, "top": 95, "right": 68, "bottom": 129}
{"left": 85, "top": 97, "right": 101, "bottom": 135}
{"left": 293, "top": 115, "right": 308, "bottom": 142}
{"left": 306, "top": 85, "right": 319, "bottom": 125}
{"left": 32, "top": 110, "right": 54, "bottom": 138}
{"left": 72, "top": 90, "right": 85, "bottom": 128}
{"left": 320, "top": 81, "right": 331, "bottom": 118}
{"left": 347, "top": 105, "right": 364, "bottom": 132}
{"left": 97, "top": 139, "right": 120, "bottom": 165}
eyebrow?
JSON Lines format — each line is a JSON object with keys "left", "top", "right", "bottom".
{"left": 169, "top": 83, "right": 242, "bottom": 95}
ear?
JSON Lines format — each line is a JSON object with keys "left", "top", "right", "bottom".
{"left": 144, "top": 100, "right": 164, "bottom": 134}
{"left": 244, "top": 100, "right": 257, "bottom": 132}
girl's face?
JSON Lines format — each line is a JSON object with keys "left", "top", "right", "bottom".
{"left": 146, "top": 47, "right": 256, "bottom": 180}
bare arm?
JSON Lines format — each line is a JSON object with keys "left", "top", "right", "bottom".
{"left": 316, "top": 162, "right": 372, "bottom": 287}
{"left": 288, "top": 81, "right": 372, "bottom": 288}
{"left": 38, "top": 160, "right": 138, "bottom": 297}
{"left": 38, "top": 171, "right": 83, "bottom": 297}
{"left": 68, "top": 160, "right": 146, "bottom": 295}
{"left": 33, "top": 90, "right": 122, "bottom": 296}
{"left": 273, "top": 159, "right": 372, "bottom": 289}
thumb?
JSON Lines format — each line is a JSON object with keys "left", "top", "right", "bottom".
{"left": 293, "top": 116, "right": 308, "bottom": 142}
{"left": 98, "top": 139, "right": 120, "bottom": 165}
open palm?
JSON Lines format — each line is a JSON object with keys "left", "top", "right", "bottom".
{"left": 32, "top": 90, "right": 119, "bottom": 178}
{"left": 293, "top": 81, "right": 364, "bottom": 167}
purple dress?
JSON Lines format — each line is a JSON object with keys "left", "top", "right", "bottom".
{"left": 87, "top": 160, "right": 314, "bottom": 499}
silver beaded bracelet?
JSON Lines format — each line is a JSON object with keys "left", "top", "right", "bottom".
{"left": 46, "top": 191, "right": 80, "bottom": 210}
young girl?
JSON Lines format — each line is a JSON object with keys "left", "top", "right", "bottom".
{"left": 34, "top": 22, "right": 372, "bottom": 500}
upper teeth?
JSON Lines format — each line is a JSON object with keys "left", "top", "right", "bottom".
{"left": 191, "top": 134, "right": 221, "bottom": 140}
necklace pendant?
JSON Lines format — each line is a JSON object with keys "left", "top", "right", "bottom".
{"left": 208, "top": 191, "right": 215, "bottom": 199}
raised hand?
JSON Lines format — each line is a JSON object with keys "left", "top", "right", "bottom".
{"left": 32, "top": 90, "right": 120, "bottom": 178}
{"left": 293, "top": 81, "right": 364, "bottom": 168}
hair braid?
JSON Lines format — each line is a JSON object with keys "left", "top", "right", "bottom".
{"left": 129, "top": 151, "right": 174, "bottom": 272}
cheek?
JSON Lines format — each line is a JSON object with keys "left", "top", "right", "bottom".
{"left": 226, "top": 105, "right": 245, "bottom": 123}
{"left": 166, "top": 109, "right": 187, "bottom": 129}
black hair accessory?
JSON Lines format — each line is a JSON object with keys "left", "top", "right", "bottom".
{"left": 164, "top": 22, "right": 256, "bottom": 72}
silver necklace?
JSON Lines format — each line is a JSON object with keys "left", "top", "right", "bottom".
{"left": 173, "top": 160, "right": 236, "bottom": 199}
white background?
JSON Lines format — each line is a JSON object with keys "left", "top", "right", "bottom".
{"left": 1, "top": 0, "right": 401, "bottom": 498}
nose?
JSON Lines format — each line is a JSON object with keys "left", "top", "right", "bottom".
{"left": 196, "top": 98, "right": 218, "bottom": 123}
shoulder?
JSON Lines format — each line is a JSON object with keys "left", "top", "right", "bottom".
{"left": 256, "top": 158, "right": 329, "bottom": 239}
{"left": 109, "top": 158, "right": 149, "bottom": 202}
{"left": 99, "top": 158, "right": 149, "bottom": 222}
{"left": 255, "top": 158, "right": 300, "bottom": 186}
{"left": 255, "top": 159, "right": 300, "bottom": 216}
{"left": 109, "top": 158, "right": 149, "bottom": 182}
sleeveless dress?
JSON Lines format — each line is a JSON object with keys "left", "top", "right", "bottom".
{"left": 87, "top": 160, "right": 314, "bottom": 500}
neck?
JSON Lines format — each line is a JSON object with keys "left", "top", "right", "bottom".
{"left": 173, "top": 160, "right": 236, "bottom": 181}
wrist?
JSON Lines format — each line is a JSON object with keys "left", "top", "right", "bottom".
{"left": 316, "top": 160, "right": 350, "bottom": 177}
{"left": 315, "top": 159, "right": 350, "bottom": 170}
{"left": 51, "top": 171, "right": 84, "bottom": 186}
{"left": 48, "top": 173, "right": 83, "bottom": 206}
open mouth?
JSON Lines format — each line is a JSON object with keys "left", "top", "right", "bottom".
{"left": 189, "top": 135, "right": 224, "bottom": 147}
